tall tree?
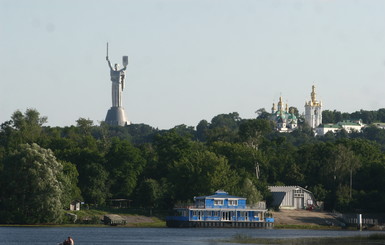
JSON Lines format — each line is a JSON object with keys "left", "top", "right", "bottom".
{"left": 210, "top": 141, "right": 257, "bottom": 177}
{"left": 196, "top": 120, "right": 209, "bottom": 142}
{"left": 0, "top": 143, "right": 64, "bottom": 224}
{"left": 255, "top": 108, "right": 271, "bottom": 119}
{"left": 76, "top": 118, "right": 94, "bottom": 135}
{"left": 206, "top": 112, "right": 241, "bottom": 142}
{"left": 237, "top": 178, "right": 263, "bottom": 205}
{"left": 168, "top": 151, "right": 237, "bottom": 203}
{"left": 105, "top": 139, "right": 146, "bottom": 198}
{"left": 153, "top": 130, "right": 199, "bottom": 180}
{"left": 2, "top": 109, "right": 47, "bottom": 148}
{"left": 136, "top": 178, "right": 162, "bottom": 209}
{"left": 60, "top": 161, "right": 82, "bottom": 207}
{"left": 79, "top": 162, "right": 109, "bottom": 205}
{"left": 324, "top": 144, "right": 361, "bottom": 209}
{"left": 239, "top": 119, "right": 272, "bottom": 143}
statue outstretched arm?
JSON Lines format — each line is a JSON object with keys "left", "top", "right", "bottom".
{"left": 107, "top": 59, "right": 113, "bottom": 70}
{"left": 119, "top": 66, "right": 127, "bottom": 72}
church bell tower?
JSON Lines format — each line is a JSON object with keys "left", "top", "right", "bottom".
{"left": 304, "top": 85, "right": 322, "bottom": 128}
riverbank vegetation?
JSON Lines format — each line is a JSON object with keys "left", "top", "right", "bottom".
{"left": 64, "top": 207, "right": 166, "bottom": 227}
{"left": 1, "top": 108, "right": 385, "bottom": 224}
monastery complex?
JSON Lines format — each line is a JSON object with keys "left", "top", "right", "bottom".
{"left": 270, "top": 86, "right": 365, "bottom": 135}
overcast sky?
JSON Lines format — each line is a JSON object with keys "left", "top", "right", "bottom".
{"left": 1, "top": 0, "right": 385, "bottom": 129}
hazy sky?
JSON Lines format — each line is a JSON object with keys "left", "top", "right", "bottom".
{"left": 1, "top": 0, "right": 385, "bottom": 129}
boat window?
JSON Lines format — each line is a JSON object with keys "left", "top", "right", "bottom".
{"left": 228, "top": 199, "right": 238, "bottom": 206}
{"left": 214, "top": 199, "right": 224, "bottom": 205}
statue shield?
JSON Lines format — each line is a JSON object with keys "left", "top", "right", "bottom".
{"left": 123, "top": 56, "right": 128, "bottom": 67}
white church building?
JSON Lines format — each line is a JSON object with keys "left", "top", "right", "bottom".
{"left": 270, "top": 96, "right": 298, "bottom": 133}
{"left": 304, "top": 85, "right": 322, "bottom": 129}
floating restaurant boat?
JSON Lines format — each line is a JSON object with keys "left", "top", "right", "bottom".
{"left": 166, "top": 190, "right": 274, "bottom": 228}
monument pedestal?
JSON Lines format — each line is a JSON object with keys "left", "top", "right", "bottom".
{"left": 105, "top": 107, "right": 130, "bottom": 126}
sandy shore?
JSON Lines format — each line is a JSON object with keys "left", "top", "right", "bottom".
{"left": 271, "top": 209, "right": 343, "bottom": 226}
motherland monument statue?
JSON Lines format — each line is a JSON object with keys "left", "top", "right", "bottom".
{"left": 105, "top": 42, "right": 130, "bottom": 126}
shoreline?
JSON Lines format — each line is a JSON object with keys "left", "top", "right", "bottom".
{"left": 0, "top": 223, "right": 350, "bottom": 230}
{"left": 224, "top": 233, "right": 385, "bottom": 245}
{"left": 1, "top": 209, "right": 383, "bottom": 230}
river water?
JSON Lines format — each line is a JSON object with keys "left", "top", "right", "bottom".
{"left": 0, "top": 227, "right": 383, "bottom": 245}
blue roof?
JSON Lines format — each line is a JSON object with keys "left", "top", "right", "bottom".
{"left": 195, "top": 190, "right": 246, "bottom": 200}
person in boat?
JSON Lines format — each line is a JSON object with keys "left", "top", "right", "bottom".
{"left": 62, "top": 236, "right": 74, "bottom": 245}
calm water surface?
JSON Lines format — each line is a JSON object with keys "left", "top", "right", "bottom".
{"left": 0, "top": 227, "right": 383, "bottom": 245}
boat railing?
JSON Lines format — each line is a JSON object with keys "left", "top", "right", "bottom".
{"left": 174, "top": 203, "right": 202, "bottom": 209}
{"left": 174, "top": 201, "right": 266, "bottom": 210}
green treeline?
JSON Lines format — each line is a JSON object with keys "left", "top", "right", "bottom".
{"left": 1, "top": 108, "right": 385, "bottom": 224}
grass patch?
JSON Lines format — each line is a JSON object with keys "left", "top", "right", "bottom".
{"left": 64, "top": 208, "right": 168, "bottom": 227}
{"left": 128, "top": 217, "right": 166, "bottom": 228}
{"left": 91, "top": 207, "right": 168, "bottom": 219}
{"left": 0, "top": 208, "right": 168, "bottom": 227}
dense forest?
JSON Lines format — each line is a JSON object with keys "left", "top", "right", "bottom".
{"left": 1, "top": 108, "right": 385, "bottom": 224}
